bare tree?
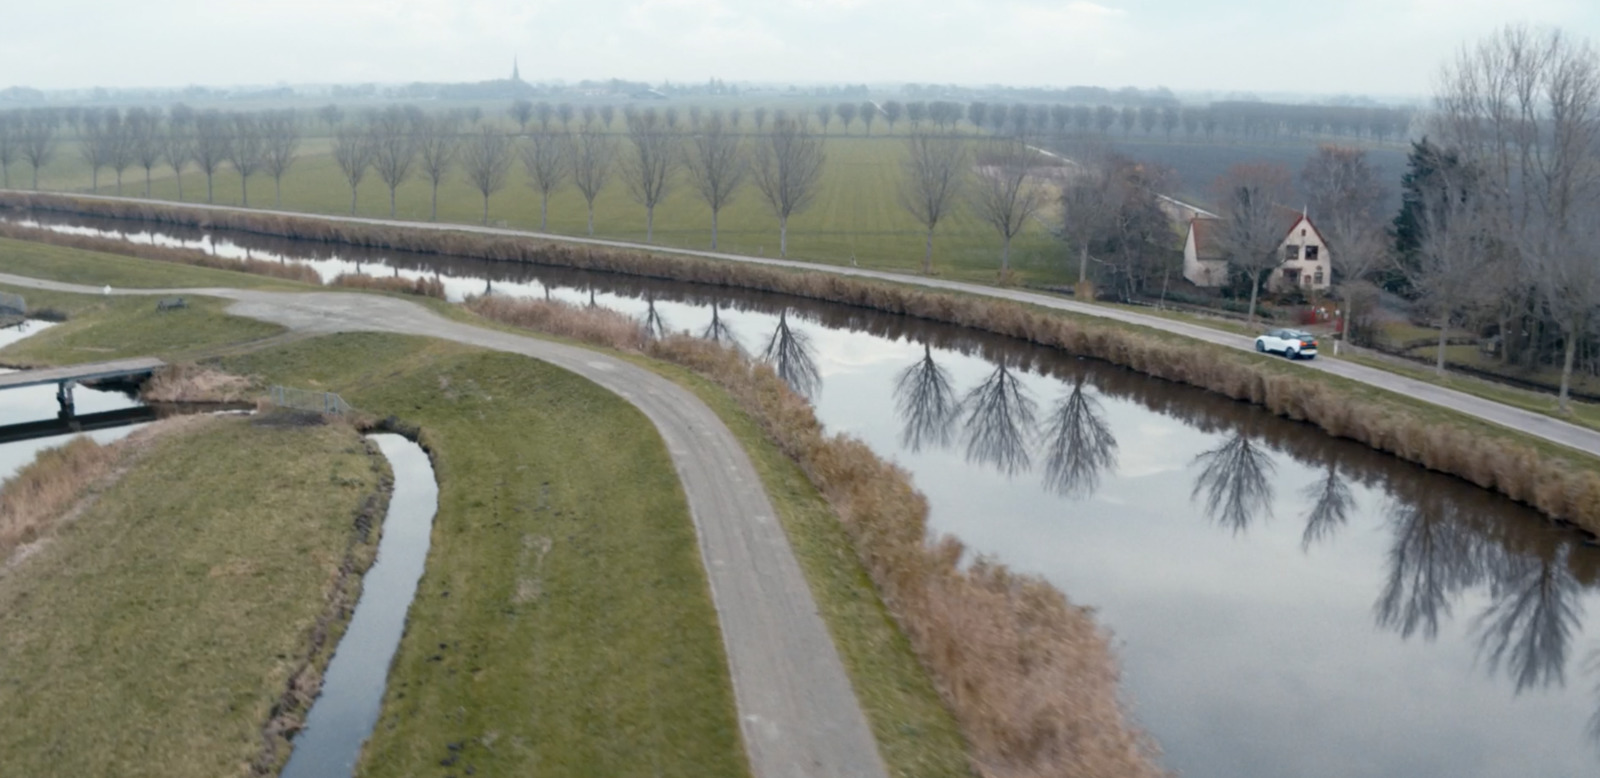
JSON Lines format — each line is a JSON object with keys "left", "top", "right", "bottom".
{"left": 260, "top": 109, "right": 300, "bottom": 208}
{"left": 520, "top": 131, "right": 570, "bottom": 231}
{"left": 688, "top": 104, "right": 703, "bottom": 129}
{"left": 599, "top": 104, "right": 616, "bottom": 130}
{"left": 556, "top": 103, "right": 575, "bottom": 133}
{"left": 905, "top": 101, "right": 928, "bottom": 129}
{"left": 415, "top": 116, "right": 458, "bottom": 221}
{"left": 970, "top": 138, "right": 1046, "bottom": 277}
{"left": 371, "top": 107, "right": 418, "bottom": 218}
{"left": 622, "top": 108, "right": 679, "bottom": 241}
{"left": 900, "top": 131, "right": 967, "bottom": 274}
{"left": 881, "top": 100, "right": 903, "bottom": 133}
{"left": 104, "top": 110, "right": 137, "bottom": 196}
{"left": 1302, "top": 144, "right": 1390, "bottom": 341}
{"left": 1212, "top": 163, "right": 1294, "bottom": 323}
{"left": 752, "top": 106, "right": 769, "bottom": 131}
{"left": 78, "top": 110, "right": 114, "bottom": 192}
{"left": 192, "top": 112, "right": 233, "bottom": 204}
{"left": 580, "top": 104, "right": 598, "bottom": 131}
{"left": 332, "top": 124, "right": 375, "bottom": 215}
{"left": 859, "top": 102, "right": 878, "bottom": 136}
{"left": 751, "top": 118, "right": 826, "bottom": 258}
{"left": 1410, "top": 153, "right": 1493, "bottom": 375}
{"left": 509, "top": 99, "right": 535, "bottom": 134}
{"left": 893, "top": 342, "right": 961, "bottom": 452}
{"left": 0, "top": 113, "right": 18, "bottom": 189}
{"left": 684, "top": 113, "right": 746, "bottom": 250}
{"left": 664, "top": 107, "right": 680, "bottom": 131}
{"left": 835, "top": 102, "right": 857, "bottom": 135}
{"left": 571, "top": 129, "right": 618, "bottom": 235}
{"left": 226, "top": 112, "right": 265, "bottom": 206}
{"left": 460, "top": 126, "right": 513, "bottom": 225}
{"left": 812, "top": 104, "right": 833, "bottom": 134}
{"left": 19, "top": 114, "right": 56, "bottom": 190}
{"left": 701, "top": 303, "right": 739, "bottom": 347}
{"left": 1060, "top": 143, "right": 1117, "bottom": 285}
{"left": 127, "top": 107, "right": 164, "bottom": 197}
{"left": 162, "top": 126, "right": 194, "bottom": 201}
{"left": 1192, "top": 431, "right": 1276, "bottom": 533}
{"left": 533, "top": 101, "right": 554, "bottom": 133}
{"left": 316, "top": 104, "right": 343, "bottom": 133}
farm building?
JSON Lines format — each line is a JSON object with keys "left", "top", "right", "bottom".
{"left": 1182, "top": 208, "right": 1332, "bottom": 292}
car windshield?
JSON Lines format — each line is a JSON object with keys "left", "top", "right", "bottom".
{"left": 1287, "top": 331, "right": 1313, "bottom": 340}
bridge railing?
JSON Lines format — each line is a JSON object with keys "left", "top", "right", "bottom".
{"left": 268, "top": 385, "right": 354, "bottom": 416}
{"left": 0, "top": 291, "right": 24, "bottom": 317}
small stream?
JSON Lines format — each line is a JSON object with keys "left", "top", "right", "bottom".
{"left": 279, "top": 434, "right": 439, "bottom": 778}
{"left": 8, "top": 210, "right": 1600, "bottom": 777}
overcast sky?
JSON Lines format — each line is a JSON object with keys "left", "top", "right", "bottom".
{"left": 3, "top": 0, "right": 1597, "bottom": 98}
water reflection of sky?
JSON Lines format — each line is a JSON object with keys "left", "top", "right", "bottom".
{"left": 10, "top": 215, "right": 1600, "bottom": 777}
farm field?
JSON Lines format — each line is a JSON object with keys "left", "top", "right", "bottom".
{"left": 24, "top": 131, "right": 1071, "bottom": 286}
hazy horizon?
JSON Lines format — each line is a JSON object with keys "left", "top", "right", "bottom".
{"left": 2, "top": 1, "right": 1596, "bottom": 98}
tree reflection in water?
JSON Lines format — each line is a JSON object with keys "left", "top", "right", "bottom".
{"left": 644, "top": 293, "right": 669, "bottom": 339}
{"left": 1039, "top": 374, "right": 1118, "bottom": 498}
{"left": 1472, "top": 547, "right": 1583, "bottom": 693}
{"left": 761, "top": 309, "right": 821, "bottom": 398}
{"left": 1190, "top": 432, "right": 1276, "bottom": 532}
{"left": 1374, "top": 491, "right": 1488, "bottom": 640}
{"left": 1300, "top": 464, "right": 1354, "bottom": 549}
{"left": 892, "top": 342, "right": 961, "bottom": 452}
{"left": 701, "top": 304, "right": 739, "bottom": 349}
{"left": 960, "top": 363, "right": 1037, "bottom": 476}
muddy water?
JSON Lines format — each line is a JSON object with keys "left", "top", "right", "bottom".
{"left": 12, "top": 211, "right": 1600, "bottom": 777}
{"left": 280, "top": 434, "right": 439, "bottom": 778}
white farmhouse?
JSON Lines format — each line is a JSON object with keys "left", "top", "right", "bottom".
{"left": 1182, "top": 208, "right": 1332, "bottom": 292}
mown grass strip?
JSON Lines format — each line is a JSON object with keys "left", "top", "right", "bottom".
{"left": 0, "top": 417, "right": 387, "bottom": 778}
{"left": 217, "top": 335, "right": 749, "bottom": 778}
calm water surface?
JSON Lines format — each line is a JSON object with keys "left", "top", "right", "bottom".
{"left": 12, "top": 211, "right": 1600, "bottom": 777}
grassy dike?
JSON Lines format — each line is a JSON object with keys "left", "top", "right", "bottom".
{"left": 0, "top": 235, "right": 975, "bottom": 777}
{"left": 0, "top": 417, "right": 390, "bottom": 778}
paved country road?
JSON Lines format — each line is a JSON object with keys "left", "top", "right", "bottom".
{"left": 12, "top": 191, "right": 1600, "bottom": 459}
{"left": 0, "top": 272, "right": 889, "bottom": 778}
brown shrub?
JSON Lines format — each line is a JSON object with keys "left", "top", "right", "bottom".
{"left": 475, "top": 297, "right": 1166, "bottom": 778}
{"left": 141, "top": 364, "right": 256, "bottom": 403}
{"left": 0, "top": 437, "right": 120, "bottom": 558}
{"left": 5, "top": 192, "right": 1596, "bottom": 533}
{"left": 330, "top": 272, "right": 446, "bottom": 299}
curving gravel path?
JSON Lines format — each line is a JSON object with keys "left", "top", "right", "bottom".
{"left": 14, "top": 191, "right": 1600, "bottom": 459}
{"left": 0, "top": 271, "right": 889, "bottom": 778}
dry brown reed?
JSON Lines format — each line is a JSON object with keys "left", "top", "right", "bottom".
{"left": 5, "top": 192, "right": 1596, "bottom": 533}
{"left": 0, "top": 437, "right": 120, "bottom": 558}
{"left": 141, "top": 363, "right": 256, "bottom": 403}
{"left": 0, "top": 218, "right": 322, "bottom": 285}
{"left": 330, "top": 272, "right": 446, "bottom": 299}
{"left": 472, "top": 295, "right": 1166, "bottom": 778}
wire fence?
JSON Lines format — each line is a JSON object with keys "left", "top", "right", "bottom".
{"left": 0, "top": 292, "right": 24, "bottom": 317}
{"left": 268, "top": 385, "right": 354, "bottom": 415}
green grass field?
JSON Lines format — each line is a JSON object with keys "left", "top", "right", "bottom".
{"left": 0, "top": 417, "right": 387, "bottom": 778}
{"left": 23, "top": 132, "right": 1069, "bottom": 286}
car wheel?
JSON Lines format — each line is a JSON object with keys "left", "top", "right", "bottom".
{"left": 1255, "top": 340, "right": 1266, "bottom": 353}
{"left": 1286, "top": 348, "right": 1299, "bottom": 360}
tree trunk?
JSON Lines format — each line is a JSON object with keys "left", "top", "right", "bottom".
{"left": 540, "top": 192, "right": 549, "bottom": 232}
{"left": 206, "top": 173, "right": 214, "bottom": 204}
{"left": 144, "top": 169, "right": 152, "bottom": 197}
{"left": 430, "top": 181, "right": 439, "bottom": 221}
{"left": 1559, "top": 319, "right": 1580, "bottom": 413}
{"left": 1001, "top": 233, "right": 1012, "bottom": 277}
{"left": 923, "top": 227, "right": 934, "bottom": 274}
{"left": 390, "top": 187, "right": 397, "bottom": 219}
{"left": 275, "top": 176, "right": 282, "bottom": 208}
{"left": 779, "top": 213, "right": 788, "bottom": 258}
{"left": 646, "top": 205, "right": 654, "bottom": 242}
{"left": 1498, "top": 314, "right": 1511, "bottom": 366}
{"left": 1077, "top": 243, "right": 1089, "bottom": 284}
{"left": 240, "top": 176, "right": 248, "bottom": 207}
{"left": 91, "top": 168, "right": 99, "bottom": 191}
{"left": 481, "top": 193, "right": 489, "bottom": 226}
{"left": 32, "top": 165, "right": 39, "bottom": 190}
{"left": 115, "top": 170, "right": 122, "bottom": 196}
{"left": 1246, "top": 272, "right": 1262, "bottom": 325}
{"left": 348, "top": 185, "right": 356, "bottom": 215}
{"left": 175, "top": 171, "right": 184, "bottom": 201}
{"left": 710, "top": 208, "right": 719, "bottom": 250}
{"left": 1435, "top": 313, "right": 1450, "bottom": 377}
{"left": 587, "top": 202, "right": 595, "bottom": 235}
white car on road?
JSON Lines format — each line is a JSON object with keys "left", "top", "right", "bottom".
{"left": 1255, "top": 328, "right": 1319, "bottom": 360}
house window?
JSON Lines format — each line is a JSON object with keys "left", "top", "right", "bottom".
{"left": 1314, "top": 267, "right": 1324, "bottom": 284}
{"left": 1305, "top": 245, "right": 1320, "bottom": 260}
{"left": 1284, "top": 245, "right": 1300, "bottom": 261}
{"left": 1283, "top": 268, "right": 1301, "bottom": 285}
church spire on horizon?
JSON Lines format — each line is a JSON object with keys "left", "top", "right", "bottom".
{"left": 512, "top": 55, "right": 521, "bottom": 82}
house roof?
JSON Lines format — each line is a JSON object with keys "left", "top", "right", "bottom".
{"left": 1188, "top": 207, "right": 1328, "bottom": 260}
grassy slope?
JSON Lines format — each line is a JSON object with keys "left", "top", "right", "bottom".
{"left": 0, "top": 235, "right": 306, "bottom": 289}
{"left": 217, "top": 335, "right": 749, "bottom": 778}
{"left": 0, "top": 418, "right": 384, "bottom": 778}
{"left": 32, "top": 133, "right": 1068, "bottom": 286}
{"left": 0, "top": 286, "right": 283, "bottom": 366}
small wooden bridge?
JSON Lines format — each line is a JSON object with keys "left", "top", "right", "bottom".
{"left": 0, "top": 357, "right": 165, "bottom": 416}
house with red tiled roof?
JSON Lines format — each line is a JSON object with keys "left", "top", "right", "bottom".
{"left": 1182, "top": 208, "right": 1332, "bottom": 292}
